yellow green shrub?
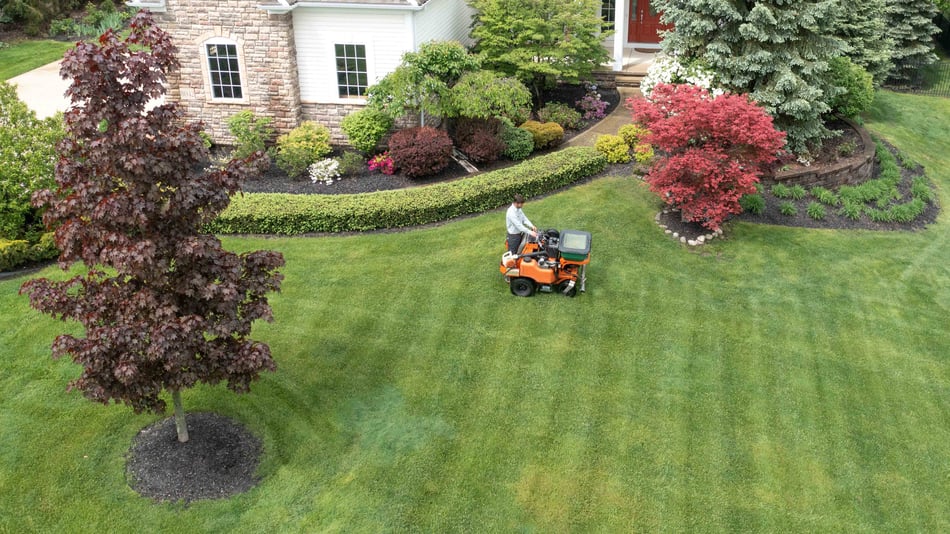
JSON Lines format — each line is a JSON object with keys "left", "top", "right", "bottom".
{"left": 594, "top": 134, "right": 631, "bottom": 164}
{"left": 518, "top": 120, "right": 564, "bottom": 150}
{"left": 618, "top": 123, "right": 650, "bottom": 147}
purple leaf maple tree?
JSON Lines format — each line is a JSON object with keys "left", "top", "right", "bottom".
{"left": 20, "top": 12, "right": 285, "bottom": 443}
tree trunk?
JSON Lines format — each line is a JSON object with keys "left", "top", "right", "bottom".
{"left": 172, "top": 389, "right": 189, "bottom": 443}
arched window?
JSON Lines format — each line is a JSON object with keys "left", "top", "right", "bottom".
{"left": 203, "top": 38, "right": 244, "bottom": 100}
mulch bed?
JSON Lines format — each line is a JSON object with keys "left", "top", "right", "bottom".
{"left": 240, "top": 83, "right": 621, "bottom": 195}
{"left": 126, "top": 412, "right": 263, "bottom": 503}
{"left": 657, "top": 138, "right": 940, "bottom": 243}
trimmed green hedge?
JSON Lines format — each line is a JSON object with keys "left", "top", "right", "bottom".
{"left": 210, "top": 147, "right": 607, "bottom": 235}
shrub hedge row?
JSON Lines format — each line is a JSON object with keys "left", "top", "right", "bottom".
{"left": 209, "top": 147, "right": 607, "bottom": 235}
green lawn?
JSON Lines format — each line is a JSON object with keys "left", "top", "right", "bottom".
{"left": 1, "top": 90, "right": 948, "bottom": 532}
{"left": 0, "top": 39, "right": 72, "bottom": 81}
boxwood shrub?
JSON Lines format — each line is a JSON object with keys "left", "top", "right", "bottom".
{"left": 499, "top": 119, "right": 534, "bottom": 161}
{"left": 519, "top": 120, "right": 564, "bottom": 150}
{"left": 209, "top": 147, "right": 607, "bottom": 235}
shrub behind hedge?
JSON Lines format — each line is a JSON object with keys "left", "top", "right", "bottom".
{"left": 0, "top": 233, "right": 57, "bottom": 272}
{"left": 274, "top": 121, "right": 333, "bottom": 177}
{"left": 453, "top": 118, "right": 505, "bottom": 163}
{"left": 388, "top": 126, "right": 454, "bottom": 178}
{"left": 500, "top": 120, "right": 534, "bottom": 160}
{"left": 340, "top": 108, "right": 394, "bottom": 154}
{"left": 594, "top": 134, "right": 631, "bottom": 164}
{"left": 210, "top": 147, "right": 607, "bottom": 235}
{"left": 519, "top": 120, "right": 564, "bottom": 150}
{"left": 537, "top": 102, "right": 583, "bottom": 130}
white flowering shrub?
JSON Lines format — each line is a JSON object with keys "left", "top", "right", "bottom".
{"left": 641, "top": 55, "right": 723, "bottom": 100}
{"left": 309, "top": 158, "right": 341, "bottom": 185}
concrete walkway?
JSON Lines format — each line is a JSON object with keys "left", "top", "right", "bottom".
{"left": 8, "top": 60, "right": 72, "bottom": 119}
{"left": 564, "top": 85, "right": 641, "bottom": 148}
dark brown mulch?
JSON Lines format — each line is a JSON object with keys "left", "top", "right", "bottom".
{"left": 243, "top": 157, "right": 520, "bottom": 195}
{"left": 240, "top": 84, "right": 621, "bottom": 195}
{"left": 126, "top": 412, "right": 263, "bottom": 503}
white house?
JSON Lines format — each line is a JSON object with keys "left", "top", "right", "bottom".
{"left": 127, "top": 0, "right": 664, "bottom": 143}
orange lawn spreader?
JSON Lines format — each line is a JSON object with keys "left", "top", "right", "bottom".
{"left": 500, "top": 229, "right": 591, "bottom": 297}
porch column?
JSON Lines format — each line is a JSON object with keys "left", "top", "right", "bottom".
{"left": 613, "top": 0, "right": 627, "bottom": 71}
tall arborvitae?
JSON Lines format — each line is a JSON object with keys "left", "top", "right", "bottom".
{"left": 833, "top": 0, "right": 894, "bottom": 86}
{"left": 886, "top": 0, "right": 941, "bottom": 83}
{"left": 654, "top": 0, "right": 845, "bottom": 154}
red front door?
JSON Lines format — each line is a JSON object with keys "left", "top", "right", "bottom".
{"left": 628, "top": 0, "right": 668, "bottom": 43}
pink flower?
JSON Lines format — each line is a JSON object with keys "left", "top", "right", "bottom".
{"left": 368, "top": 152, "right": 395, "bottom": 175}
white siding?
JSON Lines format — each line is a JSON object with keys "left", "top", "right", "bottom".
{"left": 293, "top": 8, "right": 413, "bottom": 103}
{"left": 414, "top": 0, "right": 476, "bottom": 48}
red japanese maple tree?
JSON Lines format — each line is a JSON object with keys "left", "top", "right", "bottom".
{"left": 20, "top": 13, "right": 284, "bottom": 443}
{"left": 629, "top": 83, "right": 787, "bottom": 231}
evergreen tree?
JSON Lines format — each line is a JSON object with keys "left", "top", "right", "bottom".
{"left": 832, "top": 0, "right": 894, "bottom": 86}
{"left": 654, "top": 0, "right": 845, "bottom": 154}
{"left": 886, "top": 0, "right": 941, "bottom": 83}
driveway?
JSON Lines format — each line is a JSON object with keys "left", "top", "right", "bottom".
{"left": 9, "top": 60, "right": 71, "bottom": 119}
{"left": 9, "top": 60, "right": 166, "bottom": 119}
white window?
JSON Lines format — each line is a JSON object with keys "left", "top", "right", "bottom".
{"left": 205, "top": 39, "right": 244, "bottom": 100}
{"left": 335, "top": 44, "right": 368, "bottom": 98}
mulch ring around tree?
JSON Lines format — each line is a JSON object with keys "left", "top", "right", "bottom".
{"left": 126, "top": 412, "right": 263, "bottom": 503}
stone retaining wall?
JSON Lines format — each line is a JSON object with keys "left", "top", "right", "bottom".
{"left": 764, "top": 118, "right": 875, "bottom": 189}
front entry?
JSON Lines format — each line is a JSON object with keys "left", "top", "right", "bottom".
{"left": 628, "top": 0, "right": 668, "bottom": 43}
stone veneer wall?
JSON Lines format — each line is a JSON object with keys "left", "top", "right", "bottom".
{"left": 300, "top": 103, "right": 363, "bottom": 146}
{"left": 155, "top": 1, "right": 301, "bottom": 144}
{"left": 765, "top": 118, "right": 875, "bottom": 188}
{"left": 301, "top": 103, "right": 421, "bottom": 147}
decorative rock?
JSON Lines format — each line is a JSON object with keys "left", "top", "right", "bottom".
{"left": 655, "top": 210, "right": 721, "bottom": 247}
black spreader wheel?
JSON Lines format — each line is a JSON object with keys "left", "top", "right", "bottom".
{"left": 510, "top": 277, "right": 535, "bottom": 297}
{"left": 558, "top": 280, "right": 578, "bottom": 298}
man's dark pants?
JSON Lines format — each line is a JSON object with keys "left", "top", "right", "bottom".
{"left": 507, "top": 233, "right": 523, "bottom": 255}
